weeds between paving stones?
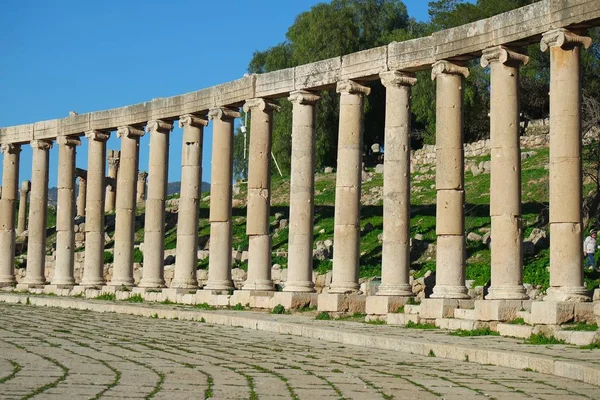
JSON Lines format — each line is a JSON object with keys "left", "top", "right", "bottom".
{"left": 405, "top": 321, "right": 438, "bottom": 330}
{"left": 524, "top": 333, "right": 566, "bottom": 345}
{"left": 449, "top": 327, "right": 499, "bottom": 337}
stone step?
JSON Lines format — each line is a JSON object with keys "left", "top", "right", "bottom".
{"left": 497, "top": 322, "right": 533, "bottom": 339}
{"left": 454, "top": 308, "right": 476, "bottom": 320}
{"left": 387, "top": 313, "right": 419, "bottom": 326}
{"left": 556, "top": 330, "right": 600, "bottom": 346}
{"left": 404, "top": 304, "right": 420, "bottom": 314}
{"left": 435, "top": 318, "right": 487, "bottom": 331}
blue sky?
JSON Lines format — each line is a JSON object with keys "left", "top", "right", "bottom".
{"left": 0, "top": 0, "right": 434, "bottom": 187}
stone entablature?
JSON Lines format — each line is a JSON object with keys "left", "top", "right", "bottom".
{"left": 1, "top": 0, "right": 598, "bottom": 144}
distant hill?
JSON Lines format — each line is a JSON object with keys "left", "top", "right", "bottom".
{"left": 48, "top": 181, "right": 211, "bottom": 205}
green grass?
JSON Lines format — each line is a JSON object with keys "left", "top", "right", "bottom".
{"left": 449, "top": 327, "right": 499, "bottom": 337}
{"left": 133, "top": 248, "right": 144, "bottom": 263}
{"left": 315, "top": 312, "right": 332, "bottom": 320}
{"left": 271, "top": 304, "right": 287, "bottom": 314}
{"left": 231, "top": 303, "right": 246, "bottom": 311}
{"left": 580, "top": 341, "right": 600, "bottom": 350}
{"left": 563, "top": 322, "right": 598, "bottom": 331}
{"left": 94, "top": 293, "right": 116, "bottom": 301}
{"left": 508, "top": 318, "right": 526, "bottom": 325}
{"left": 524, "top": 333, "right": 566, "bottom": 345}
{"left": 194, "top": 302, "right": 216, "bottom": 310}
{"left": 124, "top": 294, "right": 144, "bottom": 303}
{"left": 103, "top": 251, "right": 114, "bottom": 264}
{"left": 405, "top": 321, "right": 438, "bottom": 330}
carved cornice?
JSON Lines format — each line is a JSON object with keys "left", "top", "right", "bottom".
{"left": 57, "top": 135, "right": 82, "bottom": 147}
{"left": 0, "top": 143, "right": 21, "bottom": 155}
{"left": 20, "top": 180, "right": 31, "bottom": 193}
{"left": 30, "top": 139, "right": 53, "bottom": 151}
{"left": 178, "top": 114, "right": 208, "bottom": 129}
{"left": 138, "top": 171, "right": 148, "bottom": 181}
{"left": 85, "top": 130, "right": 110, "bottom": 142}
{"left": 243, "top": 98, "right": 281, "bottom": 113}
{"left": 541, "top": 28, "right": 592, "bottom": 52}
{"left": 208, "top": 107, "right": 241, "bottom": 121}
{"left": 146, "top": 120, "right": 173, "bottom": 134}
{"left": 288, "top": 90, "right": 321, "bottom": 105}
{"left": 379, "top": 71, "right": 417, "bottom": 88}
{"left": 336, "top": 80, "right": 371, "bottom": 96}
{"left": 117, "top": 125, "right": 145, "bottom": 139}
{"left": 480, "top": 45, "right": 529, "bottom": 68}
{"left": 431, "top": 60, "right": 470, "bottom": 80}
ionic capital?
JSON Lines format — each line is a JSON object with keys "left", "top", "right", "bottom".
{"left": 20, "top": 180, "right": 31, "bottom": 194}
{"left": 208, "top": 107, "right": 241, "bottom": 121}
{"left": 379, "top": 71, "right": 417, "bottom": 88}
{"left": 85, "top": 130, "right": 110, "bottom": 142}
{"left": 288, "top": 90, "right": 321, "bottom": 105}
{"left": 480, "top": 46, "right": 529, "bottom": 68}
{"left": 178, "top": 114, "right": 208, "bottom": 129}
{"left": 431, "top": 60, "right": 470, "bottom": 80}
{"left": 138, "top": 171, "right": 148, "bottom": 181}
{"left": 541, "top": 28, "right": 592, "bottom": 52}
{"left": 57, "top": 135, "right": 82, "bottom": 147}
{"left": 243, "top": 98, "right": 281, "bottom": 113}
{"left": 117, "top": 125, "right": 145, "bottom": 139}
{"left": 146, "top": 120, "right": 173, "bottom": 134}
{"left": 30, "top": 139, "right": 53, "bottom": 151}
{"left": 336, "top": 80, "right": 371, "bottom": 96}
{"left": 0, "top": 143, "right": 21, "bottom": 155}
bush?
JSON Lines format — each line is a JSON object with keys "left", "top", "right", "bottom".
{"left": 103, "top": 251, "right": 114, "bottom": 264}
{"left": 133, "top": 248, "right": 144, "bottom": 263}
{"left": 315, "top": 312, "right": 331, "bottom": 320}
{"left": 271, "top": 304, "right": 286, "bottom": 314}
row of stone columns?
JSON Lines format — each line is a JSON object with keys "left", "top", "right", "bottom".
{"left": 0, "top": 28, "right": 591, "bottom": 303}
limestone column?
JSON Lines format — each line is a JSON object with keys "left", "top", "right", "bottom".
{"left": 51, "top": 135, "right": 81, "bottom": 287}
{"left": 172, "top": 114, "right": 207, "bottom": 289}
{"left": 81, "top": 130, "right": 110, "bottom": 287}
{"left": 137, "top": 172, "right": 147, "bottom": 204}
{"left": 243, "top": 98, "right": 279, "bottom": 291}
{"left": 481, "top": 46, "right": 529, "bottom": 300}
{"left": 431, "top": 61, "right": 470, "bottom": 299}
{"left": 76, "top": 176, "right": 87, "bottom": 216}
{"left": 139, "top": 120, "right": 173, "bottom": 288}
{"left": 204, "top": 107, "right": 240, "bottom": 291}
{"left": 0, "top": 144, "right": 21, "bottom": 286}
{"left": 22, "top": 139, "right": 53, "bottom": 287}
{"left": 329, "top": 80, "right": 371, "bottom": 294}
{"left": 16, "top": 181, "right": 30, "bottom": 236}
{"left": 377, "top": 71, "right": 416, "bottom": 297}
{"left": 105, "top": 150, "right": 120, "bottom": 213}
{"left": 541, "top": 29, "right": 592, "bottom": 301}
{"left": 111, "top": 126, "right": 144, "bottom": 287}
{"left": 284, "top": 91, "right": 320, "bottom": 293}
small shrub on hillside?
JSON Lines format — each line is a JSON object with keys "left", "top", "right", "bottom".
{"left": 133, "top": 248, "right": 144, "bottom": 263}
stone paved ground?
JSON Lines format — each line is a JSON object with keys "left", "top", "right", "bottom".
{"left": 0, "top": 304, "right": 599, "bottom": 399}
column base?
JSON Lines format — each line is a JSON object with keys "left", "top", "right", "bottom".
{"left": 376, "top": 283, "right": 413, "bottom": 297}
{"left": 170, "top": 279, "right": 199, "bottom": 290}
{"left": 49, "top": 279, "right": 75, "bottom": 287}
{"left": 485, "top": 285, "right": 529, "bottom": 300}
{"left": 80, "top": 277, "right": 106, "bottom": 287}
{"left": 366, "top": 295, "right": 409, "bottom": 315}
{"left": 328, "top": 281, "right": 361, "bottom": 295}
{"left": 107, "top": 279, "right": 135, "bottom": 288}
{"left": 283, "top": 281, "right": 315, "bottom": 293}
{"left": 419, "top": 298, "right": 460, "bottom": 319}
{"left": 203, "top": 280, "right": 234, "bottom": 292}
{"left": 0, "top": 276, "right": 16, "bottom": 287}
{"left": 430, "top": 284, "right": 470, "bottom": 299}
{"left": 545, "top": 286, "right": 590, "bottom": 302}
{"left": 317, "top": 293, "right": 366, "bottom": 312}
{"left": 138, "top": 279, "right": 166, "bottom": 289}
{"left": 242, "top": 279, "right": 274, "bottom": 291}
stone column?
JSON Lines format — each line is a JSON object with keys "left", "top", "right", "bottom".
{"left": 22, "top": 139, "right": 53, "bottom": 287}
{"left": 431, "top": 61, "right": 470, "bottom": 299}
{"left": 16, "top": 181, "right": 30, "bottom": 236}
{"left": 51, "top": 135, "right": 81, "bottom": 287}
{"left": 137, "top": 172, "right": 147, "bottom": 204}
{"left": 541, "top": 29, "right": 592, "bottom": 302}
{"left": 377, "top": 71, "right": 416, "bottom": 297}
{"left": 243, "top": 98, "right": 279, "bottom": 291}
{"left": 329, "top": 80, "right": 371, "bottom": 294}
{"left": 111, "top": 126, "right": 144, "bottom": 288}
{"left": 481, "top": 46, "right": 530, "bottom": 300}
{"left": 0, "top": 144, "right": 21, "bottom": 286}
{"left": 105, "top": 150, "right": 120, "bottom": 213}
{"left": 284, "top": 91, "right": 320, "bottom": 293}
{"left": 139, "top": 120, "right": 173, "bottom": 288}
{"left": 81, "top": 130, "right": 110, "bottom": 287}
{"left": 172, "top": 114, "right": 207, "bottom": 289}
{"left": 76, "top": 176, "right": 87, "bottom": 216}
{"left": 204, "top": 107, "right": 240, "bottom": 291}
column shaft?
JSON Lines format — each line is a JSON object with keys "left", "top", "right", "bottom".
{"left": 330, "top": 80, "right": 371, "bottom": 294}
{"left": 0, "top": 144, "right": 20, "bottom": 286}
{"left": 172, "top": 115, "right": 207, "bottom": 289}
{"left": 285, "top": 91, "right": 320, "bottom": 293}
{"left": 431, "top": 61, "right": 470, "bottom": 299}
{"left": 76, "top": 177, "right": 87, "bottom": 216}
{"left": 23, "top": 140, "right": 53, "bottom": 286}
{"left": 378, "top": 72, "right": 416, "bottom": 296}
{"left": 204, "top": 107, "right": 240, "bottom": 291}
{"left": 111, "top": 126, "right": 144, "bottom": 287}
{"left": 16, "top": 181, "right": 29, "bottom": 236}
{"left": 541, "top": 29, "right": 592, "bottom": 301}
{"left": 105, "top": 150, "right": 120, "bottom": 213}
{"left": 482, "top": 47, "right": 529, "bottom": 300}
{"left": 137, "top": 172, "right": 147, "bottom": 204}
{"left": 243, "top": 99, "right": 278, "bottom": 291}
{"left": 52, "top": 136, "right": 80, "bottom": 286}
{"left": 81, "top": 131, "right": 110, "bottom": 286}
{"left": 140, "top": 120, "right": 173, "bottom": 288}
